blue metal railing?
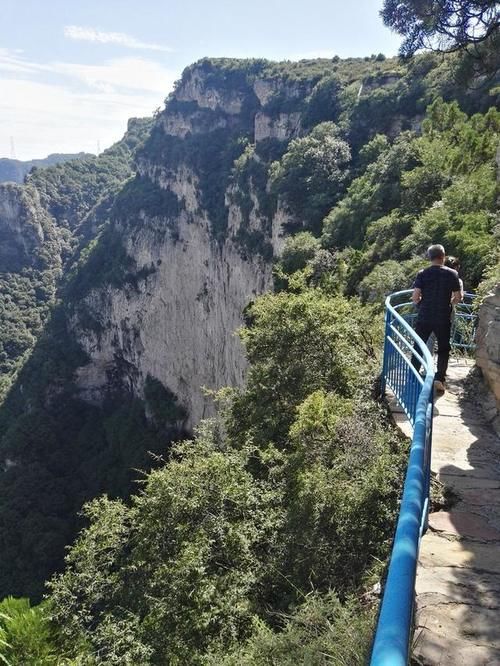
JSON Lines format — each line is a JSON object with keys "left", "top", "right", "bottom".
{"left": 451, "top": 293, "right": 477, "bottom": 351}
{"left": 371, "top": 290, "right": 435, "bottom": 666}
{"left": 371, "top": 290, "right": 477, "bottom": 664}
{"left": 394, "top": 292, "right": 477, "bottom": 353}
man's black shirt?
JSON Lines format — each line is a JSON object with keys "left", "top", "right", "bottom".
{"left": 413, "top": 265, "right": 461, "bottom": 322}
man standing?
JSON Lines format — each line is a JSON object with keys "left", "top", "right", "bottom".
{"left": 412, "top": 244, "right": 462, "bottom": 392}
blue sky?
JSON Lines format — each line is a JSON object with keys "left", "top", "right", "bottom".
{"left": 0, "top": 0, "right": 402, "bottom": 159}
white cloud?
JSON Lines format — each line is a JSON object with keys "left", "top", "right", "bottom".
{"left": 0, "top": 50, "right": 175, "bottom": 94}
{"left": 53, "top": 57, "right": 174, "bottom": 94}
{"left": 64, "top": 25, "right": 173, "bottom": 53}
{"left": 0, "top": 77, "right": 161, "bottom": 159}
{"left": 0, "top": 49, "right": 178, "bottom": 159}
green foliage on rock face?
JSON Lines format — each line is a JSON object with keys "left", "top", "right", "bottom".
{"left": 229, "top": 144, "right": 275, "bottom": 260}
{"left": 302, "top": 75, "right": 342, "bottom": 128}
{"left": 145, "top": 50, "right": 498, "bottom": 256}
{"left": 0, "top": 185, "right": 62, "bottom": 401}
{"left": 113, "top": 174, "right": 181, "bottom": 224}
{"left": 27, "top": 118, "right": 152, "bottom": 230}
{"left": 320, "top": 100, "right": 499, "bottom": 295}
{"left": 270, "top": 123, "right": 351, "bottom": 234}
{"left": 0, "top": 119, "right": 153, "bottom": 401}
{"left": 322, "top": 133, "right": 418, "bottom": 249}
{"left": 279, "top": 232, "right": 321, "bottom": 274}
{"left": 142, "top": 125, "right": 252, "bottom": 240}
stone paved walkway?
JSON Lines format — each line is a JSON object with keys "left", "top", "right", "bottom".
{"left": 391, "top": 360, "right": 500, "bottom": 665}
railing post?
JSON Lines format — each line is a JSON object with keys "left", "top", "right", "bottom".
{"left": 421, "top": 395, "right": 434, "bottom": 535}
{"left": 381, "top": 306, "right": 391, "bottom": 395}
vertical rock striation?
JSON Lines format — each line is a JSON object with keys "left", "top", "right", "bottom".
{"left": 70, "top": 62, "right": 305, "bottom": 427}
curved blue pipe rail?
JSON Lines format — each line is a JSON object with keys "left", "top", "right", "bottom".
{"left": 371, "top": 290, "right": 477, "bottom": 665}
{"left": 370, "top": 290, "right": 435, "bottom": 666}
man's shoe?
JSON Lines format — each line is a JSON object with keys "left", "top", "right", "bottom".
{"left": 434, "top": 380, "right": 446, "bottom": 393}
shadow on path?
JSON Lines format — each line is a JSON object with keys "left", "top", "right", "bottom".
{"left": 411, "top": 363, "right": 500, "bottom": 665}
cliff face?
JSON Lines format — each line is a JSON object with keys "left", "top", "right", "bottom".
{"left": 74, "top": 209, "right": 272, "bottom": 425}
{"left": 70, "top": 64, "right": 303, "bottom": 425}
{"left": 476, "top": 284, "right": 500, "bottom": 434}
{"left": 0, "top": 118, "right": 153, "bottom": 401}
{"left": 0, "top": 183, "right": 55, "bottom": 272}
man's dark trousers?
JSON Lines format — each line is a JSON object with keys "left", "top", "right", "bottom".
{"left": 412, "top": 317, "right": 451, "bottom": 382}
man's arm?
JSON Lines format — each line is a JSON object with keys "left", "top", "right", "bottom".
{"left": 450, "top": 273, "right": 463, "bottom": 304}
{"left": 412, "top": 287, "right": 422, "bottom": 305}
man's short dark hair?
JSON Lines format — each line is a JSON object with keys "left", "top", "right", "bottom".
{"left": 427, "top": 244, "right": 445, "bottom": 260}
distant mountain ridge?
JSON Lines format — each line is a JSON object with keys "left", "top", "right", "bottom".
{"left": 0, "top": 152, "right": 92, "bottom": 183}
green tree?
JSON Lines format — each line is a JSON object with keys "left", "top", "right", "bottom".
{"left": 0, "top": 597, "right": 59, "bottom": 665}
{"left": 214, "top": 592, "right": 375, "bottom": 666}
{"left": 381, "top": 0, "right": 499, "bottom": 57}
{"left": 228, "top": 291, "right": 381, "bottom": 448}
{"left": 279, "top": 232, "right": 321, "bottom": 274}
{"left": 322, "top": 133, "right": 418, "bottom": 249}
{"left": 270, "top": 123, "right": 351, "bottom": 234}
{"left": 48, "top": 435, "right": 284, "bottom": 665}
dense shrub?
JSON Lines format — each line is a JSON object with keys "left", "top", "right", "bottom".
{"left": 270, "top": 123, "right": 351, "bottom": 235}
{"left": 47, "top": 290, "right": 405, "bottom": 665}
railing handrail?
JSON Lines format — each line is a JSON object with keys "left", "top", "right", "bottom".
{"left": 370, "top": 289, "right": 435, "bottom": 665}
{"left": 371, "top": 289, "right": 477, "bottom": 664}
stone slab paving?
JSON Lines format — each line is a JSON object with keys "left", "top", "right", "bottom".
{"left": 390, "top": 359, "right": 500, "bottom": 665}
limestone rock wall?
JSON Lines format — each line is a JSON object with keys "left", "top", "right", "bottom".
{"left": 0, "top": 183, "right": 47, "bottom": 271}
{"left": 70, "top": 64, "right": 298, "bottom": 427}
{"left": 476, "top": 284, "right": 500, "bottom": 433}
{"left": 73, "top": 200, "right": 274, "bottom": 427}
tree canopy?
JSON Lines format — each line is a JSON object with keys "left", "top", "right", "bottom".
{"left": 381, "top": 0, "right": 500, "bottom": 57}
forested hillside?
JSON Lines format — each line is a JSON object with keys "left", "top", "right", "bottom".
{"left": 0, "top": 40, "right": 498, "bottom": 664}
{"left": 0, "top": 118, "right": 152, "bottom": 400}
{"left": 0, "top": 153, "right": 90, "bottom": 185}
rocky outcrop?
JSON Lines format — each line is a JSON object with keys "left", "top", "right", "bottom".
{"left": 71, "top": 64, "right": 299, "bottom": 427}
{"left": 0, "top": 183, "right": 51, "bottom": 271}
{"left": 175, "top": 68, "right": 245, "bottom": 115}
{"left": 476, "top": 284, "right": 500, "bottom": 434}
{"left": 73, "top": 188, "right": 274, "bottom": 427}
{"left": 254, "top": 111, "right": 301, "bottom": 142}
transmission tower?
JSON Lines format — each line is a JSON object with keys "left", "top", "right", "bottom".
{"left": 10, "top": 136, "right": 16, "bottom": 159}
